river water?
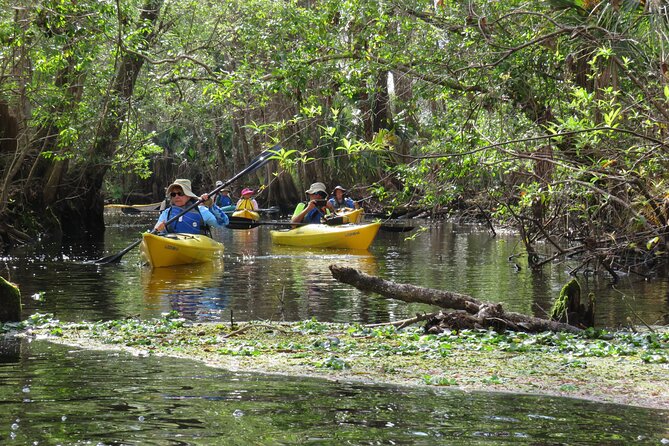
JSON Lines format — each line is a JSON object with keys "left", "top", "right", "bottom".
{"left": 1, "top": 213, "right": 667, "bottom": 444}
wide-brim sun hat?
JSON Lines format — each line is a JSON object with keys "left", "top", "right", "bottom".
{"left": 305, "top": 182, "right": 327, "bottom": 195}
{"left": 332, "top": 185, "right": 346, "bottom": 193}
{"left": 166, "top": 179, "right": 199, "bottom": 199}
{"left": 215, "top": 181, "right": 230, "bottom": 192}
{"left": 241, "top": 188, "right": 254, "bottom": 196}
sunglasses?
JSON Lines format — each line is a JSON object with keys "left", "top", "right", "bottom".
{"left": 170, "top": 191, "right": 185, "bottom": 197}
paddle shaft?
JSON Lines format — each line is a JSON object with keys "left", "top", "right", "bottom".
{"left": 94, "top": 147, "right": 277, "bottom": 264}
{"left": 226, "top": 216, "right": 345, "bottom": 230}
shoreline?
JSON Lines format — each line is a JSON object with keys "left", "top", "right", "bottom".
{"left": 23, "top": 315, "right": 669, "bottom": 411}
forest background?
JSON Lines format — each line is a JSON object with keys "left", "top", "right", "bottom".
{"left": 1, "top": 0, "right": 668, "bottom": 280}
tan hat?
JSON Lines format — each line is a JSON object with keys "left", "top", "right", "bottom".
{"left": 166, "top": 179, "right": 199, "bottom": 199}
{"left": 305, "top": 182, "right": 327, "bottom": 195}
{"left": 215, "top": 181, "right": 230, "bottom": 193}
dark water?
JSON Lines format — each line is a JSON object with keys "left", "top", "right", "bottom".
{"left": 0, "top": 340, "right": 667, "bottom": 445}
{"left": 4, "top": 214, "right": 668, "bottom": 327}
{"left": 1, "top": 213, "right": 668, "bottom": 444}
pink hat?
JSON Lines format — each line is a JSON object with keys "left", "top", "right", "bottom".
{"left": 241, "top": 188, "right": 254, "bottom": 196}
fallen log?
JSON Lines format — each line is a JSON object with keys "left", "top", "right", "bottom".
{"left": 329, "top": 264, "right": 582, "bottom": 334}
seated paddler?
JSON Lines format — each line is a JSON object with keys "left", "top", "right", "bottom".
{"left": 154, "top": 179, "right": 229, "bottom": 235}
{"left": 329, "top": 185, "right": 358, "bottom": 211}
{"left": 291, "top": 182, "right": 336, "bottom": 224}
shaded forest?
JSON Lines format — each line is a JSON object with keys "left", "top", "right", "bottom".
{"left": 1, "top": 0, "right": 668, "bottom": 280}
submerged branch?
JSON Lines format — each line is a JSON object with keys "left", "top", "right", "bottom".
{"left": 329, "top": 265, "right": 582, "bottom": 334}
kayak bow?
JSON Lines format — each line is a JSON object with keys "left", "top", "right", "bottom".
{"left": 140, "top": 233, "right": 224, "bottom": 268}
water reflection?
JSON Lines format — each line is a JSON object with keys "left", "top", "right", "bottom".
{"left": 4, "top": 215, "right": 669, "bottom": 328}
{"left": 0, "top": 339, "right": 666, "bottom": 445}
{"left": 141, "top": 260, "right": 228, "bottom": 320}
{"left": 259, "top": 247, "right": 380, "bottom": 323}
{"left": 2, "top": 217, "right": 669, "bottom": 444}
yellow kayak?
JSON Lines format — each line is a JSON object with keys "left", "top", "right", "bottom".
{"left": 232, "top": 209, "right": 260, "bottom": 221}
{"left": 270, "top": 222, "right": 381, "bottom": 250}
{"left": 104, "top": 202, "right": 163, "bottom": 214}
{"left": 140, "top": 233, "right": 224, "bottom": 268}
{"left": 330, "top": 207, "right": 363, "bottom": 224}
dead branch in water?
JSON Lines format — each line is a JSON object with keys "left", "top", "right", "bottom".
{"left": 329, "top": 264, "right": 582, "bottom": 334}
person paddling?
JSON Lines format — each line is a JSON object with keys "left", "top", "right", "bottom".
{"left": 214, "top": 181, "right": 234, "bottom": 208}
{"left": 328, "top": 185, "right": 358, "bottom": 210}
{"left": 154, "top": 179, "right": 228, "bottom": 235}
{"left": 236, "top": 188, "right": 260, "bottom": 211}
{"left": 291, "top": 182, "right": 335, "bottom": 224}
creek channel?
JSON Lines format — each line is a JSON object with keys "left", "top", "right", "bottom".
{"left": 0, "top": 213, "right": 667, "bottom": 444}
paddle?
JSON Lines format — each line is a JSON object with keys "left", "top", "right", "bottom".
{"left": 226, "top": 216, "right": 345, "bottom": 230}
{"left": 120, "top": 206, "right": 142, "bottom": 215}
{"left": 379, "top": 224, "right": 415, "bottom": 232}
{"left": 93, "top": 147, "right": 277, "bottom": 264}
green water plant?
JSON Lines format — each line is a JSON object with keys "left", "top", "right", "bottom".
{"left": 16, "top": 314, "right": 669, "bottom": 409}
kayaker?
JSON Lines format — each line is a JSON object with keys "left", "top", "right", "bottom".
{"left": 214, "top": 181, "right": 234, "bottom": 208}
{"left": 154, "top": 179, "right": 229, "bottom": 235}
{"left": 236, "top": 188, "right": 260, "bottom": 211}
{"left": 291, "top": 182, "right": 336, "bottom": 224}
{"left": 329, "top": 185, "right": 358, "bottom": 210}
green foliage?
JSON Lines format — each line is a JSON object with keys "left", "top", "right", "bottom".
{"left": 422, "top": 375, "right": 457, "bottom": 386}
{"left": 296, "top": 318, "right": 330, "bottom": 334}
{"left": 2, "top": 0, "right": 669, "bottom": 270}
{"left": 316, "top": 355, "right": 349, "bottom": 370}
{"left": 550, "top": 279, "right": 581, "bottom": 321}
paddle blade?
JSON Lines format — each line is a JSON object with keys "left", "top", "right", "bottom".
{"left": 324, "top": 216, "right": 344, "bottom": 226}
{"left": 226, "top": 216, "right": 260, "bottom": 230}
{"left": 120, "top": 206, "right": 141, "bottom": 215}
{"left": 380, "top": 224, "right": 415, "bottom": 232}
{"left": 93, "top": 238, "right": 143, "bottom": 264}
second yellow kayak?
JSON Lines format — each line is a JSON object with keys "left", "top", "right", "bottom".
{"left": 330, "top": 207, "right": 363, "bottom": 224}
{"left": 270, "top": 222, "right": 381, "bottom": 250}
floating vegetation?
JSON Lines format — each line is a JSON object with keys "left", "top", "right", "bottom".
{"left": 10, "top": 313, "right": 669, "bottom": 409}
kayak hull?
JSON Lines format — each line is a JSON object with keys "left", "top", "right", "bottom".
{"left": 141, "top": 233, "right": 224, "bottom": 268}
{"left": 270, "top": 222, "right": 381, "bottom": 250}
{"left": 232, "top": 209, "right": 260, "bottom": 221}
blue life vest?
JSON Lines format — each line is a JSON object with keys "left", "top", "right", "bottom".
{"left": 165, "top": 205, "right": 206, "bottom": 234}
{"left": 304, "top": 207, "right": 325, "bottom": 224}
{"left": 216, "top": 195, "right": 233, "bottom": 207}
{"left": 329, "top": 197, "right": 355, "bottom": 210}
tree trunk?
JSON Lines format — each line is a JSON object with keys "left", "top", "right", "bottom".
{"left": 55, "top": 0, "right": 164, "bottom": 238}
{"left": 372, "top": 71, "right": 391, "bottom": 133}
{"left": 0, "top": 6, "right": 32, "bottom": 218}
{"left": 329, "top": 265, "right": 583, "bottom": 334}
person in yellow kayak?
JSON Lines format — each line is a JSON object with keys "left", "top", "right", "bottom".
{"left": 214, "top": 181, "right": 234, "bottom": 208}
{"left": 236, "top": 188, "right": 260, "bottom": 211}
{"left": 291, "top": 182, "right": 336, "bottom": 224}
{"left": 329, "top": 185, "right": 358, "bottom": 211}
{"left": 154, "top": 179, "right": 229, "bottom": 235}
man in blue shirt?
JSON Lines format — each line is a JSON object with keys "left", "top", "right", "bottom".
{"left": 291, "top": 182, "right": 335, "bottom": 224}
